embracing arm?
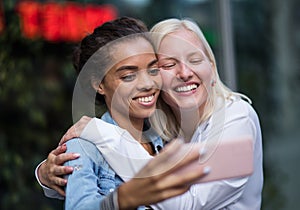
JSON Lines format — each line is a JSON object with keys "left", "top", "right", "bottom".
{"left": 65, "top": 138, "right": 209, "bottom": 210}
{"left": 40, "top": 102, "right": 263, "bottom": 209}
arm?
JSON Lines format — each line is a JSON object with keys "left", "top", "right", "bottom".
{"left": 64, "top": 138, "right": 209, "bottom": 210}
{"left": 64, "top": 138, "right": 109, "bottom": 209}
{"left": 76, "top": 100, "right": 262, "bottom": 209}
{"left": 152, "top": 99, "right": 263, "bottom": 210}
{"left": 58, "top": 100, "right": 263, "bottom": 209}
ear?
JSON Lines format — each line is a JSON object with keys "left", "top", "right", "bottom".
{"left": 92, "top": 80, "right": 105, "bottom": 95}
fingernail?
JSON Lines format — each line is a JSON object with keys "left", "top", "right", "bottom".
{"left": 199, "top": 147, "right": 206, "bottom": 156}
{"left": 203, "top": 166, "right": 211, "bottom": 174}
{"left": 73, "top": 153, "right": 80, "bottom": 158}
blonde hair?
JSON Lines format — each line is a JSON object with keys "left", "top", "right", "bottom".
{"left": 149, "top": 18, "right": 250, "bottom": 141}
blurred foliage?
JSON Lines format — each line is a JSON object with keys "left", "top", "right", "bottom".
{"left": 0, "top": 2, "right": 76, "bottom": 209}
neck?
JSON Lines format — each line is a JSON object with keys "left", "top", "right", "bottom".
{"left": 112, "top": 113, "right": 144, "bottom": 142}
{"left": 112, "top": 114, "right": 155, "bottom": 155}
{"left": 172, "top": 106, "right": 204, "bottom": 142}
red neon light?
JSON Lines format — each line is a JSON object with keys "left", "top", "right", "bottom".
{"left": 16, "top": 1, "right": 118, "bottom": 42}
{"left": 0, "top": 1, "right": 5, "bottom": 34}
{"left": 16, "top": 1, "right": 40, "bottom": 39}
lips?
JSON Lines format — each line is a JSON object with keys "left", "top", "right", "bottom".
{"left": 133, "top": 92, "right": 156, "bottom": 105}
{"left": 174, "top": 83, "right": 199, "bottom": 93}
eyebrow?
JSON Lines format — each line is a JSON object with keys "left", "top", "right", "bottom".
{"left": 148, "top": 59, "right": 158, "bottom": 67}
{"left": 158, "top": 51, "right": 205, "bottom": 63}
{"left": 116, "top": 65, "right": 138, "bottom": 72}
{"left": 116, "top": 59, "right": 158, "bottom": 72}
{"left": 187, "top": 51, "right": 204, "bottom": 57}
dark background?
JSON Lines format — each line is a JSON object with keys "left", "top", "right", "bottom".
{"left": 1, "top": 0, "right": 299, "bottom": 209}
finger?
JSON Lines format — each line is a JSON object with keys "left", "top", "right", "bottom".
{"left": 52, "top": 185, "right": 66, "bottom": 197}
{"left": 148, "top": 142, "right": 201, "bottom": 176}
{"left": 55, "top": 153, "right": 80, "bottom": 165}
{"left": 52, "top": 165, "right": 74, "bottom": 176}
{"left": 167, "top": 143, "right": 201, "bottom": 171}
{"left": 51, "top": 144, "right": 67, "bottom": 156}
{"left": 52, "top": 176, "right": 68, "bottom": 187}
{"left": 160, "top": 163, "right": 210, "bottom": 189}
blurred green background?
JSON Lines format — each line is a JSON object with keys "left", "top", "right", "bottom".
{"left": 1, "top": 0, "right": 299, "bottom": 209}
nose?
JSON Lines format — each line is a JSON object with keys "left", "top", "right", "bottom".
{"left": 176, "top": 62, "right": 193, "bottom": 81}
{"left": 136, "top": 71, "right": 155, "bottom": 91}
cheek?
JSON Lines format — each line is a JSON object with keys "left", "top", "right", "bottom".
{"left": 161, "top": 91, "right": 175, "bottom": 106}
{"left": 154, "top": 75, "right": 163, "bottom": 89}
{"left": 105, "top": 82, "right": 130, "bottom": 103}
{"left": 160, "top": 70, "right": 175, "bottom": 91}
{"left": 193, "top": 64, "right": 213, "bottom": 86}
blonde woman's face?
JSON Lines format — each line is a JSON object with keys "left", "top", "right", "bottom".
{"left": 157, "top": 29, "right": 214, "bottom": 111}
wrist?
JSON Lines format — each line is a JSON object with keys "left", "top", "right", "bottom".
{"left": 117, "top": 184, "right": 137, "bottom": 210}
{"left": 37, "top": 162, "right": 48, "bottom": 187}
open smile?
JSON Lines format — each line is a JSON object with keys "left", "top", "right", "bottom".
{"left": 174, "top": 83, "right": 200, "bottom": 93}
{"left": 137, "top": 94, "right": 154, "bottom": 103}
{"left": 133, "top": 92, "right": 157, "bottom": 105}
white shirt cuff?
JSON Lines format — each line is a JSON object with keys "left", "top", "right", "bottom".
{"left": 35, "top": 160, "right": 64, "bottom": 200}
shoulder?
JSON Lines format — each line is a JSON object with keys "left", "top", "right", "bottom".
{"left": 66, "top": 138, "right": 97, "bottom": 151}
{"left": 225, "top": 97, "right": 259, "bottom": 121}
{"left": 66, "top": 138, "right": 105, "bottom": 163}
{"left": 224, "top": 97, "right": 262, "bottom": 140}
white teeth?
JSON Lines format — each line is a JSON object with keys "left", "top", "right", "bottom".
{"left": 175, "top": 84, "right": 198, "bottom": 92}
{"left": 138, "top": 95, "right": 154, "bottom": 103}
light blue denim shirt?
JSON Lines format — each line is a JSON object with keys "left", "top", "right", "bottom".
{"left": 64, "top": 112, "right": 163, "bottom": 210}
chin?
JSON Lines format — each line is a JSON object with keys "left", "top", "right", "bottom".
{"left": 132, "top": 109, "right": 156, "bottom": 119}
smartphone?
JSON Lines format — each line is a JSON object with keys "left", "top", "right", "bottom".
{"left": 175, "top": 135, "right": 254, "bottom": 183}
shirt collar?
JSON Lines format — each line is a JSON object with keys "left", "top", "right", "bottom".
{"left": 101, "top": 112, "right": 163, "bottom": 153}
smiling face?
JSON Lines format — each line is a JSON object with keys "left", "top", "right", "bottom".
{"left": 157, "top": 28, "right": 214, "bottom": 114}
{"left": 97, "top": 37, "right": 162, "bottom": 125}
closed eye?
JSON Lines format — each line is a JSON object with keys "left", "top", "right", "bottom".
{"left": 190, "top": 58, "right": 203, "bottom": 64}
{"left": 160, "top": 62, "right": 176, "bottom": 70}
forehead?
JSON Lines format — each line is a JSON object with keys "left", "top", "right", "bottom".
{"left": 112, "top": 37, "right": 155, "bottom": 61}
{"left": 158, "top": 29, "right": 205, "bottom": 57}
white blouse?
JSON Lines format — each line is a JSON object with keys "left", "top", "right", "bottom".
{"left": 80, "top": 98, "right": 263, "bottom": 210}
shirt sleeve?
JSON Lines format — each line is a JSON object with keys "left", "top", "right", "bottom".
{"left": 151, "top": 99, "right": 263, "bottom": 210}
{"left": 34, "top": 160, "right": 64, "bottom": 200}
{"left": 64, "top": 138, "right": 119, "bottom": 210}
